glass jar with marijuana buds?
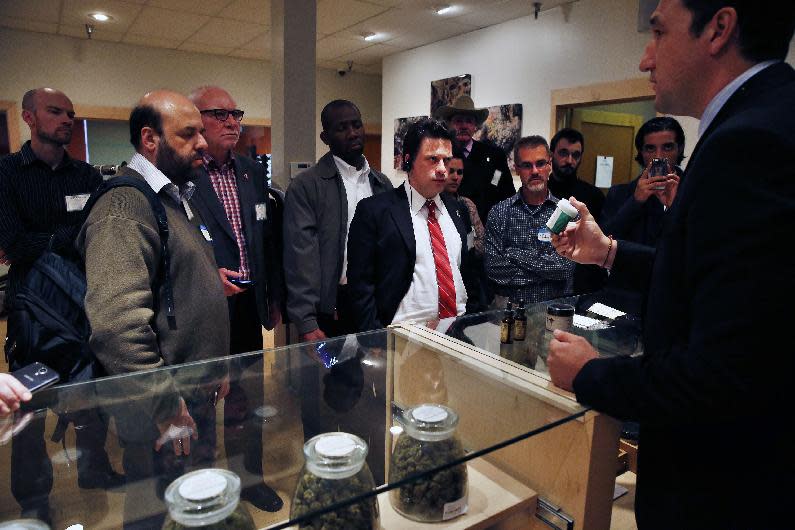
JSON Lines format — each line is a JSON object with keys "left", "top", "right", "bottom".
{"left": 161, "top": 469, "right": 256, "bottom": 530}
{"left": 290, "top": 432, "right": 379, "bottom": 530}
{"left": 388, "top": 404, "right": 468, "bottom": 522}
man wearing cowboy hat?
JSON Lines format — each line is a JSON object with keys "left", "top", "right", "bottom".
{"left": 434, "top": 95, "right": 515, "bottom": 224}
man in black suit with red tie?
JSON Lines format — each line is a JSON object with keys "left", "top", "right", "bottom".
{"left": 548, "top": 1, "right": 795, "bottom": 528}
{"left": 189, "top": 86, "right": 284, "bottom": 512}
{"left": 347, "top": 118, "right": 469, "bottom": 331}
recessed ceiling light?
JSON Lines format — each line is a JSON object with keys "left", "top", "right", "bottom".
{"left": 89, "top": 13, "right": 112, "bottom": 22}
{"left": 362, "top": 32, "right": 377, "bottom": 41}
{"left": 435, "top": 5, "right": 453, "bottom": 15}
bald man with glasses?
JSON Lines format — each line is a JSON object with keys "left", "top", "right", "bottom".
{"left": 188, "top": 86, "right": 284, "bottom": 513}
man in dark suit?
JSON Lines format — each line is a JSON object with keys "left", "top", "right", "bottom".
{"left": 548, "top": 1, "right": 795, "bottom": 528}
{"left": 347, "top": 118, "right": 469, "bottom": 331}
{"left": 188, "top": 86, "right": 283, "bottom": 512}
{"left": 599, "top": 116, "right": 685, "bottom": 314}
{"left": 434, "top": 95, "right": 515, "bottom": 224}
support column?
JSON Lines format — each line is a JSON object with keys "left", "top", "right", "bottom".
{"left": 270, "top": 0, "right": 316, "bottom": 191}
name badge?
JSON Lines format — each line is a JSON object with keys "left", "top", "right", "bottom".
{"left": 65, "top": 193, "right": 90, "bottom": 212}
{"left": 199, "top": 224, "right": 213, "bottom": 242}
{"left": 466, "top": 230, "right": 475, "bottom": 250}
{"left": 537, "top": 227, "right": 552, "bottom": 242}
{"left": 255, "top": 202, "right": 267, "bottom": 221}
{"left": 490, "top": 169, "right": 502, "bottom": 187}
{"left": 182, "top": 199, "right": 194, "bottom": 221}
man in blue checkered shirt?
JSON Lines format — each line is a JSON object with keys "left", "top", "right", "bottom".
{"left": 485, "top": 135, "right": 574, "bottom": 304}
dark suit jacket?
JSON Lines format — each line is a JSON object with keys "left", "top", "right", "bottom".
{"left": 283, "top": 152, "right": 392, "bottom": 334}
{"left": 458, "top": 140, "right": 515, "bottom": 224}
{"left": 190, "top": 154, "right": 283, "bottom": 330}
{"left": 573, "top": 63, "right": 795, "bottom": 528}
{"left": 601, "top": 176, "right": 672, "bottom": 245}
{"left": 347, "top": 185, "right": 469, "bottom": 332}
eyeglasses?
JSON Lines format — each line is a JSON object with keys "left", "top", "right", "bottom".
{"left": 555, "top": 149, "right": 582, "bottom": 161}
{"left": 516, "top": 160, "right": 549, "bottom": 170}
{"left": 448, "top": 168, "right": 464, "bottom": 175}
{"left": 200, "top": 109, "right": 244, "bottom": 122}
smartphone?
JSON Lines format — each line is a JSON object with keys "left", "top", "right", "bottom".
{"left": 649, "top": 158, "right": 669, "bottom": 190}
{"left": 228, "top": 278, "right": 255, "bottom": 288}
{"left": 12, "top": 362, "right": 60, "bottom": 393}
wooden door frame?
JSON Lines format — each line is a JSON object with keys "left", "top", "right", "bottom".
{"left": 549, "top": 77, "right": 655, "bottom": 137}
{"left": 0, "top": 100, "right": 22, "bottom": 152}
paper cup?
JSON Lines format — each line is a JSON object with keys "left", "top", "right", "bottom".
{"left": 546, "top": 198, "right": 578, "bottom": 234}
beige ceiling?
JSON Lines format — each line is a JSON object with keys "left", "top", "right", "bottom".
{"left": 0, "top": 0, "right": 574, "bottom": 75}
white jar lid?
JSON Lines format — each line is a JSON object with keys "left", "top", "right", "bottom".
{"left": 315, "top": 434, "right": 357, "bottom": 458}
{"left": 556, "top": 198, "right": 578, "bottom": 217}
{"left": 412, "top": 405, "right": 448, "bottom": 423}
{"left": 178, "top": 470, "right": 227, "bottom": 501}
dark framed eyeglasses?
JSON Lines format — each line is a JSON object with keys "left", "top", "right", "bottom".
{"left": 516, "top": 160, "right": 549, "bottom": 170}
{"left": 448, "top": 168, "right": 464, "bottom": 175}
{"left": 200, "top": 108, "right": 244, "bottom": 122}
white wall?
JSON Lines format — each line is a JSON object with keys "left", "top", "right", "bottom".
{"left": 381, "top": 0, "right": 795, "bottom": 182}
{"left": 0, "top": 27, "right": 382, "bottom": 159}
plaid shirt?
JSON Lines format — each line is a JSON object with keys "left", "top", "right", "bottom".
{"left": 485, "top": 192, "right": 574, "bottom": 303}
{"left": 204, "top": 154, "right": 250, "bottom": 279}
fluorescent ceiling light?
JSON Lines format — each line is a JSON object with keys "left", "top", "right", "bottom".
{"left": 89, "top": 12, "right": 112, "bottom": 22}
{"left": 435, "top": 5, "right": 453, "bottom": 15}
{"left": 362, "top": 32, "right": 377, "bottom": 41}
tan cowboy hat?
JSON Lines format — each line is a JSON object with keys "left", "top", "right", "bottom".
{"left": 434, "top": 95, "right": 489, "bottom": 125}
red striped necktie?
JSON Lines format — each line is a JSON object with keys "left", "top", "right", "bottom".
{"left": 425, "top": 200, "right": 457, "bottom": 318}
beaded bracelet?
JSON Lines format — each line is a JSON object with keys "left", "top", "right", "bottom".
{"left": 602, "top": 235, "right": 614, "bottom": 268}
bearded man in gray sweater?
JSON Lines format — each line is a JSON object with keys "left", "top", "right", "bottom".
{"left": 78, "top": 90, "right": 230, "bottom": 529}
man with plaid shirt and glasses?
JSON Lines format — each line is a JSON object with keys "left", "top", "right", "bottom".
{"left": 485, "top": 136, "right": 574, "bottom": 305}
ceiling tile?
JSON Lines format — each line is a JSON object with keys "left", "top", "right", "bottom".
{"left": 127, "top": 6, "right": 210, "bottom": 42}
{"left": 184, "top": 18, "right": 264, "bottom": 48}
{"left": 229, "top": 48, "right": 269, "bottom": 60}
{"left": 59, "top": 23, "right": 124, "bottom": 42}
{"left": 178, "top": 42, "right": 234, "bottom": 55}
{"left": 147, "top": 0, "right": 231, "bottom": 16}
{"left": 122, "top": 32, "right": 181, "bottom": 49}
{"left": 220, "top": 0, "right": 271, "bottom": 26}
{"left": 383, "top": 19, "right": 478, "bottom": 48}
{"left": 317, "top": 0, "right": 390, "bottom": 35}
{"left": 336, "top": 42, "right": 402, "bottom": 66}
{"left": 0, "top": 17, "right": 58, "bottom": 34}
{"left": 239, "top": 31, "right": 271, "bottom": 51}
{"left": 0, "top": 0, "right": 61, "bottom": 23}
{"left": 452, "top": 0, "right": 535, "bottom": 28}
{"left": 61, "top": 0, "right": 143, "bottom": 32}
{"left": 316, "top": 35, "right": 370, "bottom": 61}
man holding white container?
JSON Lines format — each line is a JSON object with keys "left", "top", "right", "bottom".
{"left": 484, "top": 136, "right": 574, "bottom": 305}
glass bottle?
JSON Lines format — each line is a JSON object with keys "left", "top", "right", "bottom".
{"left": 513, "top": 299, "right": 527, "bottom": 341}
{"left": 389, "top": 404, "right": 468, "bottom": 523}
{"left": 500, "top": 301, "right": 514, "bottom": 344}
{"left": 161, "top": 469, "right": 256, "bottom": 530}
{"left": 290, "top": 432, "right": 379, "bottom": 529}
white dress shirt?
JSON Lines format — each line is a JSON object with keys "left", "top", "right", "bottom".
{"left": 392, "top": 180, "right": 467, "bottom": 324}
{"left": 126, "top": 152, "right": 195, "bottom": 208}
{"left": 334, "top": 154, "right": 372, "bottom": 285}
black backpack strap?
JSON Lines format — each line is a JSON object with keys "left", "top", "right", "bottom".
{"left": 84, "top": 176, "right": 177, "bottom": 328}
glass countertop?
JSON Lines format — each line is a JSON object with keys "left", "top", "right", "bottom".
{"left": 0, "top": 297, "right": 639, "bottom": 529}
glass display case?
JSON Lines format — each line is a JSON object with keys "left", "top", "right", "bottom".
{"left": 0, "top": 297, "right": 639, "bottom": 529}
